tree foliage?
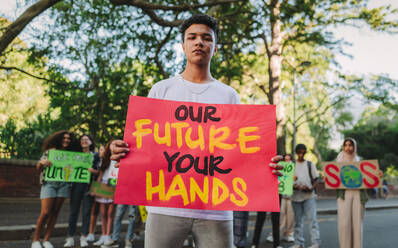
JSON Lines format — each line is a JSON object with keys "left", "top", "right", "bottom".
{"left": 343, "top": 106, "right": 398, "bottom": 171}
{"left": 0, "top": 18, "right": 50, "bottom": 130}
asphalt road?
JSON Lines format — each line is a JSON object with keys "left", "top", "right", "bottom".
{"left": 1, "top": 208, "right": 397, "bottom": 248}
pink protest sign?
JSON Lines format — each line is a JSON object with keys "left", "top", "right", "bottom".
{"left": 115, "top": 96, "right": 279, "bottom": 211}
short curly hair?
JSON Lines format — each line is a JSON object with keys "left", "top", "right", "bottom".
{"left": 295, "top": 143, "right": 307, "bottom": 153}
{"left": 180, "top": 14, "right": 219, "bottom": 42}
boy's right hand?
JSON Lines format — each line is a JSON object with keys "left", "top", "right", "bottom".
{"left": 110, "top": 140, "right": 129, "bottom": 166}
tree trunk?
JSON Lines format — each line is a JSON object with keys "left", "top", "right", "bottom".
{"left": 267, "top": 0, "right": 286, "bottom": 154}
{"left": 0, "top": 0, "right": 61, "bottom": 55}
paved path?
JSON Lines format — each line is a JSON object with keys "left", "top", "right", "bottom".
{"left": 1, "top": 197, "right": 397, "bottom": 242}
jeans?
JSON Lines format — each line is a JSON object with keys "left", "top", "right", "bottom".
{"left": 145, "top": 213, "right": 233, "bottom": 248}
{"left": 292, "top": 198, "right": 320, "bottom": 246}
{"left": 112, "top": 205, "right": 137, "bottom": 241}
{"left": 233, "top": 211, "right": 249, "bottom": 247}
{"left": 68, "top": 183, "right": 94, "bottom": 236}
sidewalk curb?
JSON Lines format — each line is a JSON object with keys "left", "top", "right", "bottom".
{"left": 1, "top": 204, "right": 397, "bottom": 241}
{"left": 0, "top": 220, "right": 140, "bottom": 242}
{"left": 317, "top": 204, "right": 398, "bottom": 215}
{"left": 245, "top": 204, "right": 398, "bottom": 220}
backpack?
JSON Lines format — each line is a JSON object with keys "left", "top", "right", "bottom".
{"left": 307, "top": 160, "right": 314, "bottom": 184}
{"left": 307, "top": 160, "right": 317, "bottom": 192}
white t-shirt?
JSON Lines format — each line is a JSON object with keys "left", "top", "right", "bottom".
{"left": 292, "top": 160, "right": 319, "bottom": 202}
{"left": 102, "top": 160, "right": 119, "bottom": 184}
{"left": 145, "top": 74, "right": 240, "bottom": 221}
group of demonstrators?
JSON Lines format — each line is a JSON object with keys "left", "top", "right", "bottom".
{"left": 31, "top": 13, "right": 380, "bottom": 248}
{"left": 233, "top": 139, "right": 371, "bottom": 248}
{"left": 31, "top": 133, "right": 137, "bottom": 248}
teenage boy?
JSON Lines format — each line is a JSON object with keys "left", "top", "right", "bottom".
{"left": 290, "top": 144, "right": 321, "bottom": 248}
{"left": 110, "top": 14, "right": 282, "bottom": 248}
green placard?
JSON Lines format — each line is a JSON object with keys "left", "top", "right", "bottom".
{"left": 45, "top": 150, "right": 93, "bottom": 183}
{"left": 90, "top": 181, "right": 115, "bottom": 199}
{"left": 278, "top": 161, "right": 295, "bottom": 195}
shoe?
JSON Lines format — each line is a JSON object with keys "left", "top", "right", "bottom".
{"left": 287, "top": 234, "right": 295, "bottom": 242}
{"left": 183, "top": 239, "right": 190, "bottom": 246}
{"left": 31, "top": 241, "right": 42, "bottom": 248}
{"left": 80, "top": 236, "right": 89, "bottom": 247}
{"left": 103, "top": 238, "right": 117, "bottom": 246}
{"left": 86, "top": 233, "right": 95, "bottom": 242}
{"left": 42, "top": 241, "right": 54, "bottom": 248}
{"left": 101, "top": 240, "right": 119, "bottom": 248}
{"left": 64, "top": 237, "right": 74, "bottom": 247}
{"left": 125, "top": 239, "right": 133, "bottom": 248}
{"left": 276, "top": 246, "right": 283, "bottom": 248}
{"left": 266, "top": 233, "right": 273, "bottom": 242}
{"left": 289, "top": 245, "right": 303, "bottom": 248}
{"left": 308, "top": 244, "right": 320, "bottom": 248}
{"left": 94, "top": 235, "right": 105, "bottom": 246}
{"left": 251, "top": 245, "right": 259, "bottom": 248}
{"left": 104, "top": 235, "right": 112, "bottom": 244}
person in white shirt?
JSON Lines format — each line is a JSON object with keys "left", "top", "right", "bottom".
{"left": 290, "top": 144, "right": 320, "bottom": 248}
{"left": 110, "top": 14, "right": 283, "bottom": 248}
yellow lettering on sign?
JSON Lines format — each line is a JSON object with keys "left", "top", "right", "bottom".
{"left": 236, "top": 127, "right": 260, "bottom": 154}
{"left": 133, "top": 119, "right": 152, "bottom": 149}
{"left": 154, "top": 122, "right": 171, "bottom": 146}
{"left": 165, "top": 174, "right": 189, "bottom": 206}
{"left": 171, "top": 122, "right": 190, "bottom": 148}
{"left": 146, "top": 170, "right": 165, "bottom": 201}
{"left": 190, "top": 177, "right": 209, "bottom": 204}
{"left": 230, "top": 177, "right": 248, "bottom": 206}
{"left": 212, "top": 177, "right": 229, "bottom": 205}
{"left": 209, "top": 125, "right": 236, "bottom": 153}
{"left": 185, "top": 125, "right": 205, "bottom": 150}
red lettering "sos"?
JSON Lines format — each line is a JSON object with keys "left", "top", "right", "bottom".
{"left": 324, "top": 162, "right": 380, "bottom": 188}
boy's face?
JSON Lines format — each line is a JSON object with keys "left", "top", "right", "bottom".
{"left": 182, "top": 24, "right": 217, "bottom": 66}
{"left": 296, "top": 149, "right": 306, "bottom": 160}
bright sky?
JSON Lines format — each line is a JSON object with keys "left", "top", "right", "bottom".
{"left": 333, "top": 0, "right": 398, "bottom": 79}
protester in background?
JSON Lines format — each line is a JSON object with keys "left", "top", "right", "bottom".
{"left": 279, "top": 154, "right": 295, "bottom": 242}
{"left": 87, "top": 144, "right": 105, "bottom": 242}
{"left": 64, "top": 134, "right": 100, "bottom": 247}
{"left": 290, "top": 144, "right": 320, "bottom": 248}
{"left": 336, "top": 138, "right": 367, "bottom": 248}
{"left": 93, "top": 141, "right": 117, "bottom": 246}
{"left": 382, "top": 179, "right": 389, "bottom": 199}
{"left": 32, "top": 130, "right": 78, "bottom": 248}
{"left": 102, "top": 151, "right": 138, "bottom": 248}
{"left": 102, "top": 204, "right": 138, "bottom": 248}
{"left": 252, "top": 154, "right": 296, "bottom": 248}
{"left": 251, "top": 200, "right": 282, "bottom": 248}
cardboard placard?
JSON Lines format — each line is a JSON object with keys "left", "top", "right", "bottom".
{"left": 278, "top": 162, "right": 295, "bottom": 195}
{"left": 138, "top": 206, "right": 148, "bottom": 222}
{"left": 90, "top": 181, "right": 115, "bottom": 199}
{"left": 115, "top": 96, "right": 279, "bottom": 211}
{"left": 45, "top": 150, "right": 93, "bottom": 183}
{"left": 323, "top": 160, "right": 382, "bottom": 189}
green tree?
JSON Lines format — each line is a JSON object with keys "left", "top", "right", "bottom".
{"left": 343, "top": 106, "right": 398, "bottom": 171}
{"left": 0, "top": 18, "right": 50, "bottom": 129}
{"left": 243, "top": 0, "right": 398, "bottom": 153}
{"left": 0, "top": 114, "right": 59, "bottom": 159}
